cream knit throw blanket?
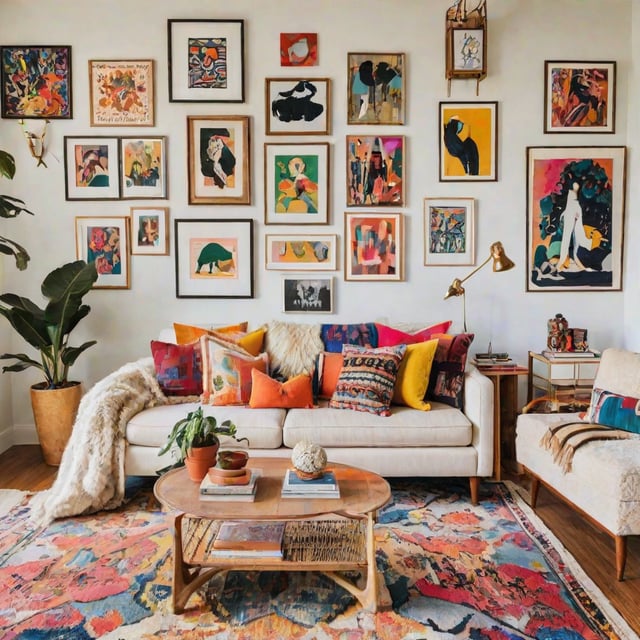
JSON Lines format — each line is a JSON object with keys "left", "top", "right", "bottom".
{"left": 29, "top": 357, "right": 168, "bottom": 526}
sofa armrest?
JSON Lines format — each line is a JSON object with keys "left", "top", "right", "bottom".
{"left": 463, "top": 365, "right": 494, "bottom": 477}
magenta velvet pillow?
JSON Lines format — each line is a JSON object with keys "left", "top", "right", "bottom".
{"left": 150, "top": 340, "right": 203, "bottom": 396}
{"left": 375, "top": 321, "right": 453, "bottom": 347}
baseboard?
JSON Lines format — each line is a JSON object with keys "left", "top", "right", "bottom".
{"left": 7, "top": 424, "right": 39, "bottom": 447}
{"left": 0, "top": 426, "right": 13, "bottom": 454}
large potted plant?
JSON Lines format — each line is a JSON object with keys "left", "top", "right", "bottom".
{"left": 158, "top": 406, "right": 249, "bottom": 481}
{"left": 0, "top": 259, "right": 98, "bottom": 465}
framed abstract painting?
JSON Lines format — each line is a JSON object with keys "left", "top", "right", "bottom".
{"left": 265, "top": 234, "right": 337, "bottom": 271}
{"left": 130, "top": 206, "right": 169, "bottom": 255}
{"left": 282, "top": 276, "right": 333, "bottom": 313}
{"left": 120, "top": 136, "right": 167, "bottom": 199}
{"left": 280, "top": 33, "right": 318, "bottom": 67}
{"left": 344, "top": 212, "right": 403, "bottom": 281}
{"left": 265, "top": 77, "right": 330, "bottom": 135}
{"left": 526, "top": 145, "right": 626, "bottom": 292}
{"left": 64, "top": 136, "right": 120, "bottom": 200}
{"left": 423, "top": 197, "right": 475, "bottom": 266}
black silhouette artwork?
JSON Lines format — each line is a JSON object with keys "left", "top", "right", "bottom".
{"left": 271, "top": 80, "right": 324, "bottom": 123}
{"left": 200, "top": 128, "right": 236, "bottom": 189}
{"left": 443, "top": 116, "right": 479, "bottom": 175}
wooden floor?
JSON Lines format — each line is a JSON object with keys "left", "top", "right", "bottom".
{"left": 0, "top": 445, "right": 638, "bottom": 636}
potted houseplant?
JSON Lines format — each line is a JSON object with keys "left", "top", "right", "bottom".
{"left": 158, "top": 406, "right": 249, "bottom": 481}
{"left": 0, "top": 259, "right": 98, "bottom": 465}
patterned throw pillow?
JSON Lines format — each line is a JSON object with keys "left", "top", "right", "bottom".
{"left": 248, "top": 369, "right": 314, "bottom": 409}
{"left": 150, "top": 340, "right": 202, "bottom": 396}
{"left": 329, "top": 344, "right": 407, "bottom": 416}
{"left": 320, "top": 323, "right": 379, "bottom": 353}
{"left": 426, "top": 333, "right": 475, "bottom": 409}
{"left": 586, "top": 387, "right": 640, "bottom": 434}
{"left": 375, "top": 320, "right": 453, "bottom": 347}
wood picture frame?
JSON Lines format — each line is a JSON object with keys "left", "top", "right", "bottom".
{"left": 168, "top": 19, "right": 245, "bottom": 103}
{"left": 344, "top": 212, "right": 403, "bottom": 281}
{"left": 75, "top": 216, "right": 130, "bottom": 289}
{"left": 282, "top": 276, "right": 333, "bottom": 313}
{"left": 1, "top": 45, "right": 72, "bottom": 118}
{"left": 264, "top": 142, "right": 329, "bottom": 224}
{"left": 526, "top": 145, "right": 626, "bottom": 292}
{"left": 130, "top": 206, "right": 169, "bottom": 255}
{"left": 439, "top": 101, "right": 497, "bottom": 181}
{"left": 265, "top": 77, "right": 330, "bottom": 135}
{"left": 89, "top": 59, "right": 154, "bottom": 126}
{"left": 265, "top": 234, "right": 337, "bottom": 271}
{"left": 423, "top": 197, "right": 475, "bottom": 266}
{"left": 347, "top": 52, "right": 404, "bottom": 125}
{"left": 544, "top": 60, "right": 616, "bottom": 133}
{"left": 187, "top": 115, "right": 250, "bottom": 205}
{"left": 346, "top": 134, "right": 405, "bottom": 206}
{"left": 64, "top": 136, "right": 120, "bottom": 200}
{"left": 174, "top": 218, "right": 254, "bottom": 299}
{"left": 120, "top": 136, "right": 167, "bottom": 199}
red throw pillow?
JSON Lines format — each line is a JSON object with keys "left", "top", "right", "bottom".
{"left": 249, "top": 368, "right": 314, "bottom": 409}
{"left": 150, "top": 340, "right": 202, "bottom": 396}
{"left": 375, "top": 321, "right": 453, "bottom": 347}
{"left": 426, "top": 333, "right": 474, "bottom": 409}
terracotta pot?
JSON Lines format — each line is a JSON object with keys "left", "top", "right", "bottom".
{"left": 184, "top": 443, "right": 219, "bottom": 482}
{"left": 30, "top": 382, "right": 83, "bottom": 466}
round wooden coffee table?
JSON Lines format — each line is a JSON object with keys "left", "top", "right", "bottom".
{"left": 154, "top": 457, "right": 391, "bottom": 613}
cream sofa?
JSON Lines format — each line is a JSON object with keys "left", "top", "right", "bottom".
{"left": 516, "top": 348, "right": 640, "bottom": 580}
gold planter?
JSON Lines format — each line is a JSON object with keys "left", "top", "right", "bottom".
{"left": 30, "top": 382, "right": 83, "bottom": 466}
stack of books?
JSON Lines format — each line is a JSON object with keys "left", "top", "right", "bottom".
{"left": 199, "top": 469, "right": 260, "bottom": 502}
{"left": 211, "top": 521, "right": 286, "bottom": 558}
{"left": 280, "top": 468, "right": 340, "bottom": 499}
{"left": 472, "top": 352, "right": 518, "bottom": 369}
{"left": 542, "top": 349, "right": 601, "bottom": 360}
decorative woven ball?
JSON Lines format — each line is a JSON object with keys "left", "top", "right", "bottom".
{"left": 291, "top": 441, "right": 327, "bottom": 478}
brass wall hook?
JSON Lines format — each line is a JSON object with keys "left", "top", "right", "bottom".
{"left": 18, "top": 119, "right": 49, "bottom": 167}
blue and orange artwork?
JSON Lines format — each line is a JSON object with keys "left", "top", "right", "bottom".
{"left": 429, "top": 206, "right": 467, "bottom": 254}
{"left": 280, "top": 33, "right": 318, "bottom": 66}
{"left": 188, "top": 37, "right": 227, "bottom": 89}
{"left": 74, "top": 145, "right": 109, "bottom": 188}
{"left": 274, "top": 153, "right": 319, "bottom": 214}
{"left": 86, "top": 225, "right": 121, "bottom": 276}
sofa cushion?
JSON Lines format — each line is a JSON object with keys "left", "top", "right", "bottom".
{"left": 314, "top": 351, "right": 344, "bottom": 400}
{"left": 173, "top": 321, "right": 248, "bottom": 345}
{"left": 586, "top": 388, "right": 640, "bottom": 434}
{"left": 427, "top": 333, "right": 474, "bottom": 409}
{"left": 150, "top": 340, "right": 202, "bottom": 396}
{"left": 375, "top": 321, "right": 452, "bottom": 347}
{"left": 264, "top": 320, "right": 324, "bottom": 379}
{"left": 320, "top": 322, "right": 378, "bottom": 353}
{"left": 249, "top": 369, "right": 314, "bottom": 409}
{"left": 392, "top": 339, "right": 439, "bottom": 410}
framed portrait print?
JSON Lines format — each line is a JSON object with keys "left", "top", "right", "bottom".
{"left": 174, "top": 218, "right": 254, "bottom": 298}
{"left": 187, "top": 115, "right": 250, "bottom": 205}
{"left": 423, "top": 197, "right": 475, "bottom": 266}
{"left": 75, "top": 216, "right": 130, "bottom": 289}
{"left": 264, "top": 142, "right": 329, "bottom": 224}
{"left": 544, "top": 61, "right": 616, "bottom": 133}
{"left": 265, "top": 234, "right": 337, "bottom": 271}
{"left": 439, "top": 101, "right": 497, "bottom": 181}
{"left": 130, "top": 207, "right": 169, "bottom": 255}
{"left": 168, "top": 19, "right": 245, "bottom": 103}
{"left": 120, "top": 136, "right": 167, "bottom": 199}
{"left": 266, "top": 77, "right": 330, "bottom": 135}
{"left": 347, "top": 53, "right": 404, "bottom": 125}
{"left": 526, "top": 146, "right": 626, "bottom": 292}
{"left": 282, "top": 276, "right": 333, "bottom": 313}
{"left": 344, "top": 212, "right": 403, "bottom": 281}
{"left": 1, "top": 45, "right": 72, "bottom": 118}
{"left": 347, "top": 135, "right": 405, "bottom": 206}
{"left": 64, "top": 136, "right": 120, "bottom": 200}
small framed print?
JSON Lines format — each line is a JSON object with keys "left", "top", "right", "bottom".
{"left": 89, "top": 60, "right": 154, "bottom": 126}
{"left": 347, "top": 52, "right": 404, "bottom": 125}
{"left": 168, "top": 19, "right": 245, "bottom": 103}
{"left": 264, "top": 142, "right": 330, "bottom": 224}
{"left": 423, "top": 197, "right": 475, "bottom": 266}
{"left": 544, "top": 60, "right": 616, "bottom": 133}
{"left": 347, "top": 135, "right": 405, "bottom": 206}
{"left": 120, "top": 136, "right": 167, "bottom": 199}
{"left": 280, "top": 33, "right": 318, "bottom": 67}
{"left": 187, "top": 115, "right": 250, "bottom": 205}
{"left": 1, "top": 45, "right": 72, "bottom": 118}
{"left": 283, "top": 276, "right": 333, "bottom": 313}
{"left": 64, "top": 136, "right": 120, "bottom": 200}
{"left": 75, "top": 216, "right": 130, "bottom": 289}
{"left": 266, "top": 77, "right": 330, "bottom": 135}
{"left": 174, "top": 218, "right": 254, "bottom": 299}
{"left": 265, "top": 234, "right": 337, "bottom": 271}
{"left": 130, "top": 207, "right": 169, "bottom": 255}
{"left": 344, "top": 212, "right": 403, "bottom": 281}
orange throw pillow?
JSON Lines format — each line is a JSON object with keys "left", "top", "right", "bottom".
{"left": 249, "top": 368, "right": 314, "bottom": 409}
{"left": 174, "top": 321, "right": 248, "bottom": 345}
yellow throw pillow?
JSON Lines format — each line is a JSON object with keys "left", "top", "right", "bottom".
{"left": 173, "top": 321, "right": 248, "bottom": 345}
{"left": 211, "top": 325, "right": 266, "bottom": 357}
{"left": 393, "top": 339, "right": 439, "bottom": 410}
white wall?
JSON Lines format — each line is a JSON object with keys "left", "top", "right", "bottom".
{"left": 0, "top": 0, "right": 636, "bottom": 443}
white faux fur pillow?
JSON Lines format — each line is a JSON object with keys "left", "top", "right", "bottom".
{"left": 264, "top": 321, "right": 324, "bottom": 379}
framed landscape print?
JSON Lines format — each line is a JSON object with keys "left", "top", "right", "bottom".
{"left": 130, "top": 206, "right": 169, "bottom": 255}
{"left": 544, "top": 60, "right": 616, "bottom": 133}
{"left": 526, "top": 146, "right": 626, "bottom": 292}
{"left": 439, "top": 101, "right": 497, "bottom": 181}
{"left": 347, "top": 52, "right": 404, "bottom": 125}
{"left": 75, "top": 216, "right": 130, "bottom": 289}
{"left": 344, "top": 212, "right": 403, "bottom": 281}
{"left": 423, "top": 197, "right": 475, "bottom": 266}
{"left": 174, "top": 218, "right": 253, "bottom": 298}
{"left": 64, "top": 136, "right": 119, "bottom": 200}
{"left": 187, "top": 115, "right": 250, "bottom": 205}
{"left": 280, "top": 33, "right": 318, "bottom": 67}
{"left": 168, "top": 19, "right": 245, "bottom": 103}
{"left": 347, "top": 134, "right": 404, "bottom": 206}
{"left": 282, "top": 276, "right": 333, "bottom": 313}
{"left": 266, "top": 77, "right": 330, "bottom": 135}
{"left": 265, "top": 234, "right": 337, "bottom": 271}
{"left": 120, "top": 136, "right": 167, "bottom": 199}
{"left": 264, "top": 142, "right": 329, "bottom": 224}
{"left": 1, "top": 45, "right": 72, "bottom": 118}
{"left": 89, "top": 59, "right": 154, "bottom": 126}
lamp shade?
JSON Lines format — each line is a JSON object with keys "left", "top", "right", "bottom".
{"left": 490, "top": 241, "right": 515, "bottom": 272}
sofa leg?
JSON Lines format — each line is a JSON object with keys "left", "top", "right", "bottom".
{"left": 469, "top": 476, "right": 480, "bottom": 505}
{"left": 530, "top": 476, "right": 540, "bottom": 508}
{"left": 615, "top": 536, "right": 627, "bottom": 581}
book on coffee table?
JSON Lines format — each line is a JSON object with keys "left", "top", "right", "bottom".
{"left": 213, "top": 521, "right": 286, "bottom": 552}
{"left": 199, "top": 469, "right": 260, "bottom": 496}
{"left": 281, "top": 469, "right": 340, "bottom": 498}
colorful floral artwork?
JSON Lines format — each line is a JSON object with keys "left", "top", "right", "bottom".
{"left": 280, "top": 33, "right": 318, "bottom": 66}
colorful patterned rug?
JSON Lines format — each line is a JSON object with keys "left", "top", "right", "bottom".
{"left": 0, "top": 478, "right": 636, "bottom": 639}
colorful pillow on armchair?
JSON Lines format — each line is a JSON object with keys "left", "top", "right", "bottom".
{"left": 426, "top": 333, "right": 475, "bottom": 409}
{"left": 586, "top": 388, "right": 640, "bottom": 434}
{"left": 150, "top": 340, "right": 203, "bottom": 396}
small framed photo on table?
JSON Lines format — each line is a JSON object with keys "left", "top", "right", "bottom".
{"left": 130, "top": 207, "right": 169, "bottom": 255}
{"left": 282, "top": 276, "right": 333, "bottom": 313}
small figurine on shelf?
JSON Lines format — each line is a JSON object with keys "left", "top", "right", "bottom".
{"left": 547, "top": 313, "right": 569, "bottom": 351}
{"left": 571, "top": 328, "right": 589, "bottom": 352}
